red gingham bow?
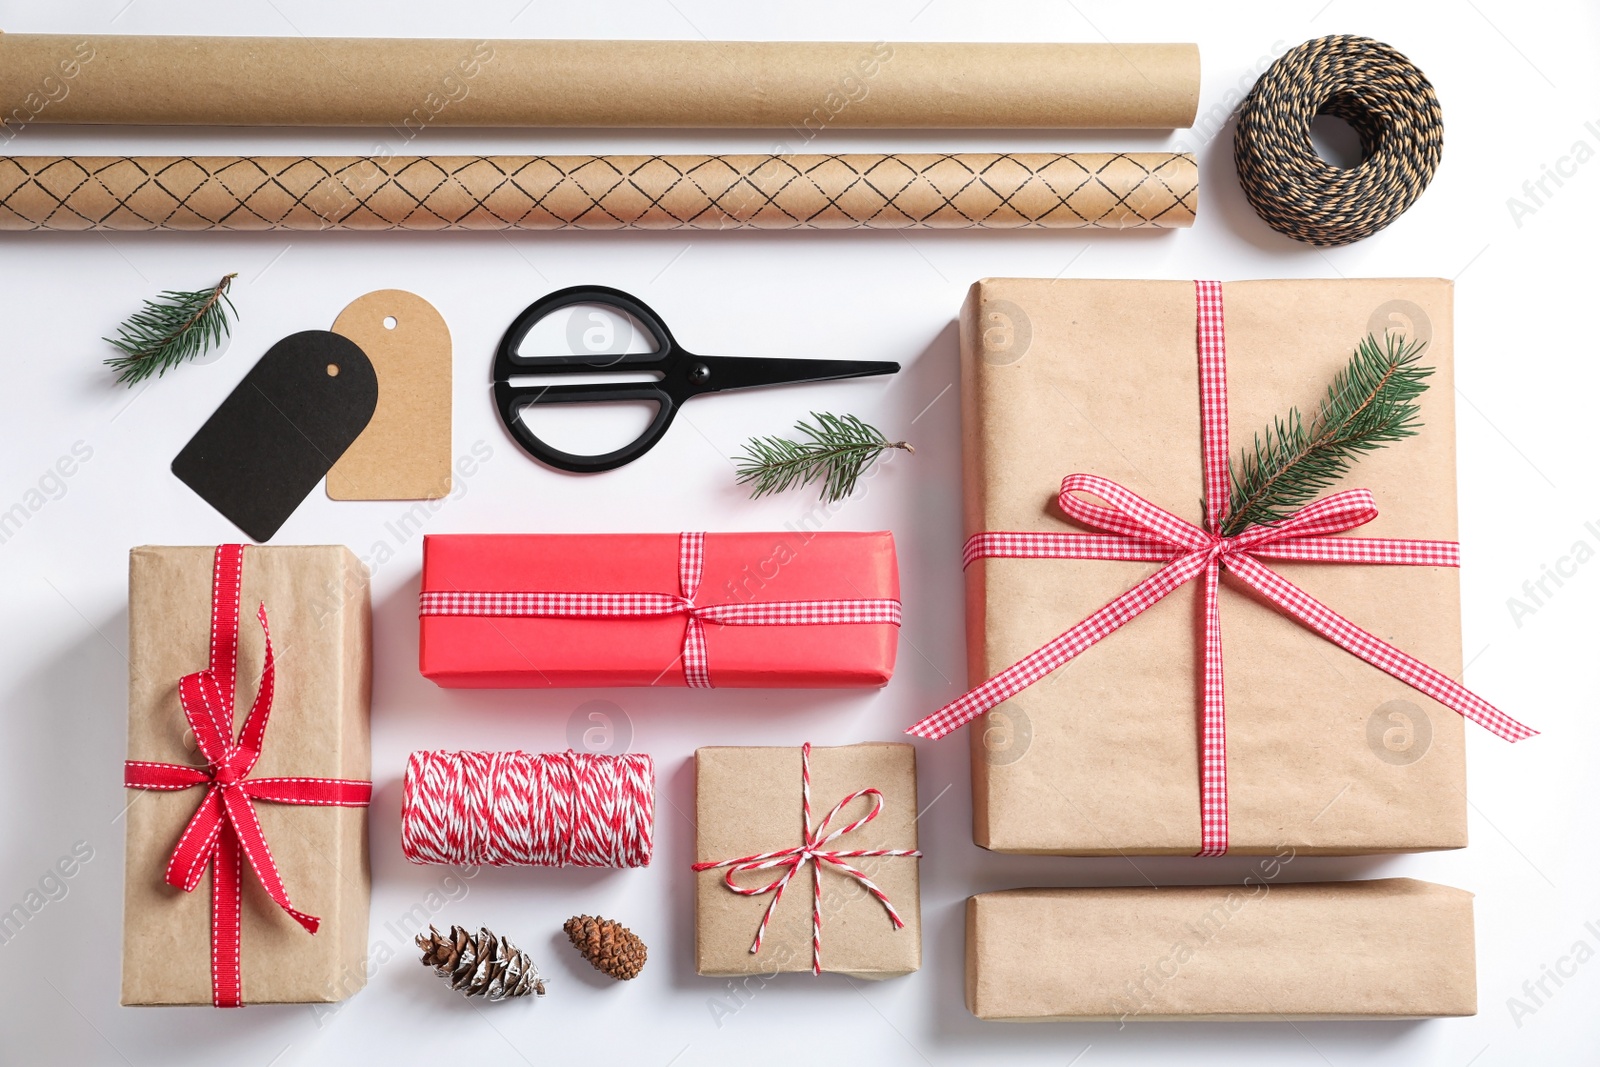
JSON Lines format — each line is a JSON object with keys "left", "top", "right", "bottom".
{"left": 123, "top": 545, "right": 372, "bottom": 1007}
{"left": 419, "top": 532, "right": 902, "bottom": 688}
{"left": 909, "top": 280, "right": 1536, "bottom": 856}
{"left": 691, "top": 743, "right": 921, "bottom": 975}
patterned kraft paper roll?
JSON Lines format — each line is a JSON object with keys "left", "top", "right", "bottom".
{"left": 0, "top": 153, "right": 1198, "bottom": 232}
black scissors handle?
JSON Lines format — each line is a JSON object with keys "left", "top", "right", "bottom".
{"left": 493, "top": 285, "right": 899, "bottom": 473}
{"left": 492, "top": 379, "right": 681, "bottom": 473}
{"left": 493, "top": 286, "right": 699, "bottom": 473}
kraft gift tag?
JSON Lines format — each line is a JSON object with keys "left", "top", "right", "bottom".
{"left": 326, "top": 289, "right": 452, "bottom": 500}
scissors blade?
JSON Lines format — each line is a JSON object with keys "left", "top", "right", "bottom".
{"left": 696, "top": 355, "right": 900, "bottom": 394}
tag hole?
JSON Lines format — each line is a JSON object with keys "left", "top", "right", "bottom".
{"left": 382, "top": 316, "right": 398, "bottom": 330}
{"left": 326, "top": 364, "right": 340, "bottom": 377}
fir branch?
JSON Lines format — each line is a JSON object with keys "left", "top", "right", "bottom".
{"left": 1221, "top": 332, "right": 1433, "bottom": 536}
{"left": 104, "top": 273, "right": 238, "bottom": 386}
{"left": 734, "top": 412, "right": 912, "bottom": 503}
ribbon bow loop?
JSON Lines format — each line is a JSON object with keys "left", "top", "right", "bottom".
{"left": 1058, "top": 473, "right": 1210, "bottom": 552}
{"left": 716, "top": 858, "right": 801, "bottom": 900}
{"left": 810, "top": 787, "right": 885, "bottom": 850}
{"left": 177, "top": 668, "right": 234, "bottom": 768}
{"left": 1221, "top": 487, "right": 1381, "bottom": 555}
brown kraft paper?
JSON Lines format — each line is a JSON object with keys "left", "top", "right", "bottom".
{"left": 695, "top": 744, "right": 920, "bottom": 979}
{"left": 963, "top": 278, "right": 1466, "bottom": 854}
{"left": 327, "top": 290, "right": 453, "bottom": 501}
{"left": 0, "top": 153, "right": 1196, "bottom": 232}
{"left": 0, "top": 36, "right": 1199, "bottom": 129}
{"left": 966, "top": 878, "right": 1477, "bottom": 1021}
{"left": 122, "top": 545, "right": 371, "bottom": 1005}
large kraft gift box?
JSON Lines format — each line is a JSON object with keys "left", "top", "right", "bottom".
{"left": 123, "top": 545, "right": 371, "bottom": 1006}
{"left": 694, "top": 743, "right": 920, "bottom": 978}
{"left": 966, "top": 878, "right": 1477, "bottom": 1021}
{"left": 963, "top": 278, "right": 1468, "bottom": 854}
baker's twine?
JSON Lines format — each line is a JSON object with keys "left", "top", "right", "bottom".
{"left": 401, "top": 749, "right": 654, "bottom": 868}
{"left": 1233, "top": 35, "right": 1442, "bottom": 247}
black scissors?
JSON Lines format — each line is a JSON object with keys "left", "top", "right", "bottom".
{"left": 493, "top": 285, "right": 900, "bottom": 473}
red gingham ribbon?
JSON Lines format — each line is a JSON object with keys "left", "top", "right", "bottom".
{"left": 419, "top": 532, "right": 903, "bottom": 688}
{"left": 909, "top": 281, "right": 1536, "bottom": 856}
{"left": 123, "top": 545, "right": 372, "bottom": 1007}
{"left": 691, "top": 743, "right": 921, "bottom": 975}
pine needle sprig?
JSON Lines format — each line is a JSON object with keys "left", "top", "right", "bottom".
{"left": 1220, "top": 332, "right": 1433, "bottom": 536}
{"left": 104, "top": 273, "right": 238, "bottom": 385}
{"left": 734, "top": 412, "right": 912, "bottom": 503}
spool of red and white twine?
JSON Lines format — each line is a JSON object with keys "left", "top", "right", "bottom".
{"left": 401, "top": 749, "right": 654, "bottom": 868}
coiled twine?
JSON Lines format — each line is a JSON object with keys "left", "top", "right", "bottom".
{"left": 401, "top": 749, "right": 654, "bottom": 868}
{"left": 1233, "top": 35, "right": 1442, "bottom": 246}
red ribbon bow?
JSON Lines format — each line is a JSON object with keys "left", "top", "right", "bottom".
{"left": 124, "top": 545, "right": 372, "bottom": 1007}
{"left": 691, "top": 742, "right": 921, "bottom": 976}
{"left": 908, "top": 281, "right": 1535, "bottom": 856}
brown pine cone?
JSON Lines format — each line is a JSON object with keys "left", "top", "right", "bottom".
{"left": 417, "top": 924, "right": 547, "bottom": 1000}
{"left": 563, "top": 914, "right": 647, "bottom": 981}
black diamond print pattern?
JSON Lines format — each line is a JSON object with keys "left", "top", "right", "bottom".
{"left": 0, "top": 152, "right": 1196, "bottom": 231}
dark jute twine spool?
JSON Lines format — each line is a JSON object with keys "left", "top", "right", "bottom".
{"left": 1234, "top": 35, "right": 1442, "bottom": 247}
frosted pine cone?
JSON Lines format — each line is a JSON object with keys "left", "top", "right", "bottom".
{"left": 417, "top": 924, "right": 547, "bottom": 1001}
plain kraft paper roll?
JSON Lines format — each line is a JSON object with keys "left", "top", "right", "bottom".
{"left": 0, "top": 34, "right": 1200, "bottom": 129}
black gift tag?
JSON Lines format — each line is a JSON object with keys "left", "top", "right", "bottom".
{"left": 173, "top": 330, "right": 378, "bottom": 542}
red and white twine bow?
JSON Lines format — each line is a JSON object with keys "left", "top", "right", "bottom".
{"left": 692, "top": 743, "right": 921, "bottom": 975}
{"left": 419, "top": 532, "right": 902, "bottom": 688}
{"left": 908, "top": 281, "right": 1536, "bottom": 856}
{"left": 123, "top": 545, "right": 372, "bottom": 1007}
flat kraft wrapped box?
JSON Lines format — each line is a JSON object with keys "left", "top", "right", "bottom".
{"left": 420, "top": 532, "right": 899, "bottom": 688}
{"left": 695, "top": 744, "right": 921, "bottom": 979}
{"left": 966, "top": 878, "right": 1476, "bottom": 1021}
{"left": 964, "top": 278, "right": 1466, "bottom": 854}
{"left": 123, "top": 545, "right": 371, "bottom": 1006}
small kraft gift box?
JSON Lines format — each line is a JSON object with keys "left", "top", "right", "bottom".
{"left": 419, "top": 531, "right": 900, "bottom": 688}
{"left": 909, "top": 278, "right": 1534, "bottom": 855}
{"left": 694, "top": 743, "right": 921, "bottom": 979}
{"left": 122, "top": 545, "right": 372, "bottom": 1006}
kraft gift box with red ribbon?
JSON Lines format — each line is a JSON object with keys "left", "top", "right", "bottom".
{"left": 911, "top": 278, "right": 1534, "bottom": 856}
{"left": 419, "top": 532, "right": 900, "bottom": 688}
{"left": 694, "top": 743, "right": 921, "bottom": 979}
{"left": 122, "top": 545, "right": 372, "bottom": 1007}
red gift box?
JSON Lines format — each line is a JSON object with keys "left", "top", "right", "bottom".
{"left": 419, "top": 532, "right": 900, "bottom": 688}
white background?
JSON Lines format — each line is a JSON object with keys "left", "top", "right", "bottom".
{"left": 1, "top": 1, "right": 1596, "bottom": 1064}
